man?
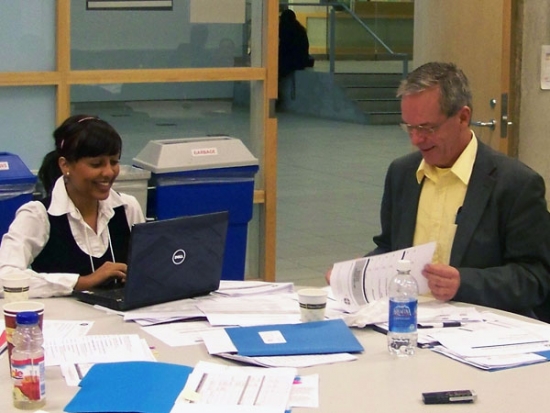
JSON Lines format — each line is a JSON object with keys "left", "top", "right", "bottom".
{"left": 330, "top": 62, "right": 550, "bottom": 320}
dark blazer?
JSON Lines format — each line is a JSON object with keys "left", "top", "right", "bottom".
{"left": 370, "top": 140, "right": 550, "bottom": 318}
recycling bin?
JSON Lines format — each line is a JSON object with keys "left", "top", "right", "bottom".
{"left": 133, "top": 136, "right": 259, "bottom": 280}
{"left": 0, "top": 153, "right": 37, "bottom": 240}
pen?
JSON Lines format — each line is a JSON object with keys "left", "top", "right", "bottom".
{"left": 418, "top": 321, "right": 462, "bottom": 329}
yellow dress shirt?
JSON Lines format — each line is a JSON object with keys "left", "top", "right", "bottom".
{"left": 413, "top": 134, "right": 478, "bottom": 264}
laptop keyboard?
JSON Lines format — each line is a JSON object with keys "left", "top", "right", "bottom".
{"left": 93, "top": 287, "right": 124, "bottom": 300}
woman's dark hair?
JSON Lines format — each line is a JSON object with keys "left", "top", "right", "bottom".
{"left": 38, "top": 114, "right": 122, "bottom": 195}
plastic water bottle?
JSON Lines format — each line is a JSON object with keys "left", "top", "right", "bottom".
{"left": 10, "top": 311, "right": 46, "bottom": 410}
{"left": 387, "top": 259, "right": 418, "bottom": 356}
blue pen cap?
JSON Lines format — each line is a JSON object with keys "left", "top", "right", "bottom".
{"left": 15, "top": 311, "right": 39, "bottom": 325}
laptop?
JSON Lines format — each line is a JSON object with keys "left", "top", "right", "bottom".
{"left": 73, "top": 211, "right": 229, "bottom": 311}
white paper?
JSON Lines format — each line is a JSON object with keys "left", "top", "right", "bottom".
{"left": 42, "top": 320, "right": 94, "bottom": 343}
{"left": 141, "top": 321, "right": 223, "bottom": 347}
{"left": 196, "top": 294, "right": 301, "bottom": 326}
{"left": 215, "top": 281, "right": 294, "bottom": 297}
{"left": 288, "top": 375, "right": 319, "bottom": 408}
{"left": 430, "top": 312, "right": 550, "bottom": 358}
{"left": 331, "top": 242, "right": 436, "bottom": 313}
{"left": 432, "top": 346, "right": 547, "bottom": 370}
{"left": 123, "top": 296, "right": 211, "bottom": 323}
{"left": 171, "top": 361, "right": 296, "bottom": 413}
{"left": 201, "top": 329, "right": 238, "bottom": 354}
{"left": 45, "top": 334, "right": 155, "bottom": 366}
{"left": 217, "top": 352, "right": 357, "bottom": 369}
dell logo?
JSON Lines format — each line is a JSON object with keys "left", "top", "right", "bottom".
{"left": 172, "top": 249, "right": 186, "bottom": 265}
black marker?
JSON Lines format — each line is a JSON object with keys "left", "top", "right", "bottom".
{"left": 422, "top": 390, "right": 477, "bottom": 404}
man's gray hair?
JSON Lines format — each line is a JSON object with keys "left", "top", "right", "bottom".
{"left": 397, "top": 62, "right": 473, "bottom": 117}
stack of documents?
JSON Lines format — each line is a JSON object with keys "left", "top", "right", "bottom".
{"left": 214, "top": 280, "right": 294, "bottom": 297}
{"left": 172, "top": 361, "right": 297, "bottom": 413}
{"left": 425, "top": 312, "right": 550, "bottom": 370}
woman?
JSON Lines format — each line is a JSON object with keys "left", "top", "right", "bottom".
{"left": 0, "top": 115, "right": 145, "bottom": 297}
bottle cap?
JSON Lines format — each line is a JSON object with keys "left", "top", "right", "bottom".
{"left": 397, "top": 259, "right": 411, "bottom": 272}
{"left": 15, "top": 311, "right": 39, "bottom": 326}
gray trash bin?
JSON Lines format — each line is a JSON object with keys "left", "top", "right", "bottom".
{"left": 112, "top": 165, "right": 151, "bottom": 217}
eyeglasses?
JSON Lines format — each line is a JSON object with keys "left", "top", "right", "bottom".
{"left": 399, "top": 118, "right": 449, "bottom": 135}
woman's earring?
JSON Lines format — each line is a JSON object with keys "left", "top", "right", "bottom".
{"left": 66, "top": 172, "right": 70, "bottom": 177}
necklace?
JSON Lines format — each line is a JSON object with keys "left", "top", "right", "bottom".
{"left": 83, "top": 217, "right": 116, "bottom": 273}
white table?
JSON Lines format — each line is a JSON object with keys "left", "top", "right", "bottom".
{"left": 2, "top": 297, "right": 550, "bottom": 413}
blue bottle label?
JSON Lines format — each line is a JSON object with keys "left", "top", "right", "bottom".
{"left": 388, "top": 299, "right": 417, "bottom": 333}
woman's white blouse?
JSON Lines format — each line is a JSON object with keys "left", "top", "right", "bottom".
{"left": 0, "top": 177, "right": 145, "bottom": 297}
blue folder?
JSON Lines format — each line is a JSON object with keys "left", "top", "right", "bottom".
{"left": 224, "top": 319, "right": 364, "bottom": 357}
{"left": 64, "top": 361, "right": 192, "bottom": 413}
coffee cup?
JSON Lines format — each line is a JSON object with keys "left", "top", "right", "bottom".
{"left": 1, "top": 274, "right": 30, "bottom": 303}
{"left": 298, "top": 288, "right": 328, "bottom": 322}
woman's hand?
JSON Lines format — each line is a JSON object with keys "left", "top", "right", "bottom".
{"left": 74, "top": 262, "right": 127, "bottom": 291}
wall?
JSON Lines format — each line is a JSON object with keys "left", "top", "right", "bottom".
{"left": 71, "top": 1, "right": 242, "bottom": 51}
{"left": 518, "top": 0, "right": 550, "bottom": 197}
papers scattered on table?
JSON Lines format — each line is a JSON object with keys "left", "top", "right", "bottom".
{"left": 42, "top": 319, "right": 94, "bottom": 342}
{"left": 196, "top": 293, "right": 301, "bottom": 327}
{"left": 215, "top": 280, "right": 294, "bottom": 297}
{"left": 216, "top": 352, "right": 357, "bottom": 368}
{"left": 122, "top": 295, "right": 214, "bottom": 326}
{"left": 141, "top": 320, "right": 224, "bottom": 347}
{"left": 172, "top": 361, "right": 297, "bottom": 413}
{"left": 45, "top": 334, "right": 155, "bottom": 366}
{"left": 426, "top": 311, "right": 550, "bottom": 370}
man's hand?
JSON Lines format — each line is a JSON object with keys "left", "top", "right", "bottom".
{"left": 422, "top": 263, "right": 460, "bottom": 301}
{"left": 325, "top": 266, "right": 333, "bottom": 285}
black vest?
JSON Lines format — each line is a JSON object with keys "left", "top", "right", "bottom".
{"left": 31, "top": 197, "right": 130, "bottom": 276}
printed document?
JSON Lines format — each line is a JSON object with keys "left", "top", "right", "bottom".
{"left": 171, "top": 361, "right": 296, "bottom": 413}
{"left": 330, "top": 242, "right": 436, "bottom": 313}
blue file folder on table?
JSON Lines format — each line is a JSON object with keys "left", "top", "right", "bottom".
{"left": 225, "top": 319, "right": 364, "bottom": 357}
{"left": 64, "top": 361, "right": 192, "bottom": 413}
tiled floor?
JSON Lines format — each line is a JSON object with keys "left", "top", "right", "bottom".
{"left": 74, "top": 61, "right": 411, "bottom": 288}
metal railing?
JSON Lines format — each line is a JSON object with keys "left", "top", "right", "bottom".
{"left": 280, "top": 1, "right": 410, "bottom": 78}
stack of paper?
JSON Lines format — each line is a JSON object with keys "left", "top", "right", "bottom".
{"left": 45, "top": 334, "right": 155, "bottom": 366}
{"left": 425, "top": 312, "right": 550, "bottom": 370}
{"left": 171, "top": 361, "right": 296, "bottom": 413}
{"left": 215, "top": 280, "right": 295, "bottom": 297}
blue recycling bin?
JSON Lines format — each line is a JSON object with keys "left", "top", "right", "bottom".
{"left": 133, "top": 137, "right": 259, "bottom": 281}
{"left": 0, "top": 153, "right": 37, "bottom": 240}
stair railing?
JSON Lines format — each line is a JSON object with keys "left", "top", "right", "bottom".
{"left": 279, "top": 1, "right": 410, "bottom": 79}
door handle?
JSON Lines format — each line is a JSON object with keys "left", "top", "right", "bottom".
{"left": 471, "top": 119, "right": 496, "bottom": 130}
{"left": 500, "top": 94, "right": 511, "bottom": 138}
